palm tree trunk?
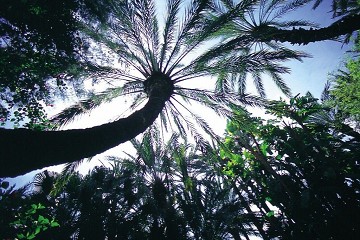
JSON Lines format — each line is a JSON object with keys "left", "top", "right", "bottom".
{"left": 256, "top": 14, "right": 360, "bottom": 45}
{"left": 0, "top": 78, "right": 172, "bottom": 177}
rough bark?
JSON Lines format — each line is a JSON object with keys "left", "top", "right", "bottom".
{"left": 254, "top": 14, "right": 360, "bottom": 45}
{"left": 0, "top": 73, "right": 173, "bottom": 177}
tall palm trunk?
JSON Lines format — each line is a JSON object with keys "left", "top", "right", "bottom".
{"left": 255, "top": 14, "right": 360, "bottom": 45}
{"left": 0, "top": 76, "right": 173, "bottom": 177}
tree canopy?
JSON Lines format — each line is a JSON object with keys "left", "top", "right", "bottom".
{"left": 1, "top": 93, "right": 359, "bottom": 239}
{"left": 0, "top": 0, "right": 360, "bottom": 178}
{"left": 329, "top": 34, "right": 360, "bottom": 124}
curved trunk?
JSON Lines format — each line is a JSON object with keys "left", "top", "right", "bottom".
{"left": 0, "top": 76, "right": 172, "bottom": 177}
{"left": 255, "top": 14, "right": 360, "bottom": 45}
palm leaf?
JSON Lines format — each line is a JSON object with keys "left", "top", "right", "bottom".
{"left": 163, "top": 0, "right": 212, "bottom": 73}
{"left": 159, "top": 0, "right": 181, "bottom": 69}
{"left": 51, "top": 84, "right": 141, "bottom": 127}
{"left": 273, "top": 0, "right": 313, "bottom": 20}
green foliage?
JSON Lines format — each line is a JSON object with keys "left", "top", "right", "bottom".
{"left": 1, "top": 0, "right": 360, "bottom": 238}
{"left": 10, "top": 203, "right": 59, "bottom": 240}
{"left": 0, "top": 130, "right": 268, "bottom": 239}
{"left": 330, "top": 35, "right": 360, "bottom": 122}
{"left": 2, "top": 98, "right": 359, "bottom": 239}
{"left": 0, "top": 0, "right": 122, "bottom": 128}
{"left": 0, "top": 179, "right": 26, "bottom": 239}
{"left": 222, "top": 94, "right": 360, "bottom": 239}
{"left": 0, "top": 179, "right": 59, "bottom": 239}
{"left": 0, "top": 0, "right": 84, "bottom": 128}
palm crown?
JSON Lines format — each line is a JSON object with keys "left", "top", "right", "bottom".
{"left": 0, "top": 0, "right": 323, "bottom": 178}
{"left": 51, "top": 0, "right": 307, "bottom": 139}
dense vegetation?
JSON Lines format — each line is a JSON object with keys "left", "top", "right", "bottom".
{"left": 1, "top": 94, "right": 359, "bottom": 239}
{"left": 1, "top": 0, "right": 360, "bottom": 177}
{"left": 329, "top": 35, "right": 360, "bottom": 124}
{"left": 1, "top": 0, "right": 360, "bottom": 239}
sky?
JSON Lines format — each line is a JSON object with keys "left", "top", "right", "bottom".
{"left": 4, "top": 0, "right": 354, "bottom": 189}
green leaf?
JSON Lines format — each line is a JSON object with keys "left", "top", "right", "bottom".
{"left": 11, "top": 220, "right": 21, "bottom": 225}
{"left": 260, "top": 142, "right": 269, "bottom": 156}
{"left": 290, "top": 97, "right": 295, "bottom": 105}
{"left": 38, "top": 215, "right": 45, "bottom": 223}
{"left": 37, "top": 203, "right": 45, "bottom": 209}
{"left": 50, "top": 221, "right": 60, "bottom": 227}
{"left": 17, "top": 233, "right": 26, "bottom": 239}
{"left": 27, "top": 233, "right": 36, "bottom": 240}
{"left": 35, "top": 226, "right": 41, "bottom": 235}
{"left": 266, "top": 210, "right": 275, "bottom": 217}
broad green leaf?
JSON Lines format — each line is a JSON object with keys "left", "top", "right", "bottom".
{"left": 35, "top": 226, "right": 41, "bottom": 235}
{"left": 50, "top": 221, "right": 60, "bottom": 227}
{"left": 260, "top": 142, "right": 269, "bottom": 156}
{"left": 266, "top": 210, "right": 275, "bottom": 217}
{"left": 17, "top": 233, "right": 25, "bottom": 239}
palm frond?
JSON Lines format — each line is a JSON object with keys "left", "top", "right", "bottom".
{"left": 60, "top": 158, "right": 90, "bottom": 177}
{"left": 110, "top": 1, "right": 156, "bottom": 73}
{"left": 320, "top": 80, "right": 332, "bottom": 102}
{"left": 312, "top": 0, "right": 322, "bottom": 9}
{"left": 252, "top": 70, "right": 266, "bottom": 97}
{"left": 134, "top": 0, "right": 160, "bottom": 70}
{"left": 167, "top": 101, "right": 209, "bottom": 145}
{"left": 275, "top": 20, "right": 318, "bottom": 28}
{"left": 177, "top": 86, "right": 265, "bottom": 110}
{"left": 268, "top": 70, "right": 292, "bottom": 97}
{"left": 81, "top": 6, "right": 151, "bottom": 75}
{"left": 259, "top": 0, "right": 282, "bottom": 23}
{"left": 51, "top": 83, "right": 143, "bottom": 127}
{"left": 169, "top": 96, "right": 219, "bottom": 140}
{"left": 32, "top": 170, "right": 52, "bottom": 188}
{"left": 273, "top": 0, "right": 313, "bottom": 20}
{"left": 159, "top": 0, "right": 182, "bottom": 70}
{"left": 236, "top": 73, "right": 247, "bottom": 94}
{"left": 166, "top": 0, "right": 256, "bottom": 75}
{"left": 174, "top": 88, "right": 233, "bottom": 118}
{"left": 200, "top": 48, "right": 308, "bottom": 96}
{"left": 168, "top": 105, "right": 189, "bottom": 139}
{"left": 190, "top": 36, "right": 252, "bottom": 69}
{"left": 215, "top": 71, "right": 232, "bottom": 94}
{"left": 163, "top": 0, "right": 212, "bottom": 73}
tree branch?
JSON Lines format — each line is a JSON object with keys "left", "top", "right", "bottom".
{"left": 255, "top": 14, "right": 360, "bottom": 45}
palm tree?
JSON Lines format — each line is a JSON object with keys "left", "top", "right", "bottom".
{"left": 255, "top": 14, "right": 360, "bottom": 45}
{"left": 0, "top": 0, "right": 309, "bottom": 178}
{"left": 218, "top": 0, "right": 360, "bottom": 45}
{"left": 223, "top": 93, "right": 360, "bottom": 239}
{"left": 313, "top": 0, "right": 360, "bottom": 16}
{"left": 195, "top": 0, "right": 314, "bottom": 97}
{"left": 34, "top": 127, "right": 269, "bottom": 239}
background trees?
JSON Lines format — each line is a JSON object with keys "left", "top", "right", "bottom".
{"left": 221, "top": 94, "right": 360, "bottom": 239}
{"left": 2, "top": 92, "right": 359, "bottom": 239}
{"left": 0, "top": 0, "right": 125, "bottom": 127}
{"left": 329, "top": 34, "right": 360, "bottom": 125}
{"left": 0, "top": 0, "right": 83, "bottom": 127}
{"left": 1, "top": 131, "right": 268, "bottom": 239}
{"left": 1, "top": 1, "right": 360, "bottom": 238}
